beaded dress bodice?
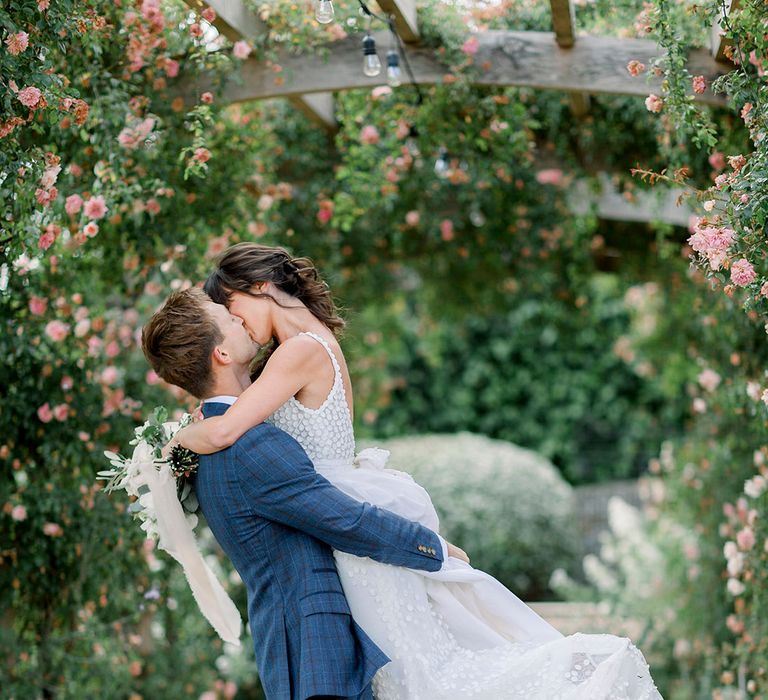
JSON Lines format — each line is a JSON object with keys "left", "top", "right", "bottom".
{"left": 267, "top": 331, "right": 356, "bottom": 463}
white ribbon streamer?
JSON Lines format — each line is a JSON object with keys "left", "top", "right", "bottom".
{"left": 138, "top": 459, "right": 242, "bottom": 646}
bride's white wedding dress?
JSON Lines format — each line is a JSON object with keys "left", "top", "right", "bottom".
{"left": 268, "top": 332, "right": 663, "bottom": 700}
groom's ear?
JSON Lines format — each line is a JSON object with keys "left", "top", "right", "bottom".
{"left": 211, "top": 345, "right": 232, "bottom": 366}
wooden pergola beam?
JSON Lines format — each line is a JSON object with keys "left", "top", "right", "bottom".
{"left": 190, "top": 31, "right": 727, "bottom": 106}
{"left": 376, "top": 0, "right": 419, "bottom": 43}
{"left": 550, "top": 0, "right": 576, "bottom": 48}
{"left": 548, "top": 0, "right": 589, "bottom": 118}
{"left": 569, "top": 174, "right": 695, "bottom": 227}
{"left": 184, "top": 0, "right": 269, "bottom": 43}
{"left": 711, "top": 0, "right": 739, "bottom": 63}
{"left": 182, "top": 0, "right": 337, "bottom": 129}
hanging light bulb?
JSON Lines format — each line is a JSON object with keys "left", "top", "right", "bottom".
{"left": 470, "top": 207, "right": 486, "bottom": 227}
{"left": 434, "top": 147, "right": 450, "bottom": 178}
{"left": 405, "top": 125, "right": 420, "bottom": 158}
{"left": 386, "top": 49, "right": 402, "bottom": 87}
{"left": 362, "top": 33, "right": 381, "bottom": 77}
{"left": 314, "top": 0, "right": 334, "bottom": 24}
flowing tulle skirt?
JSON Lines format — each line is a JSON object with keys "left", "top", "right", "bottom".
{"left": 316, "top": 451, "right": 663, "bottom": 700}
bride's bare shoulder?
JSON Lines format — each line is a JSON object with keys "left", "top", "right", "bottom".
{"left": 268, "top": 333, "right": 328, "bottom": 367}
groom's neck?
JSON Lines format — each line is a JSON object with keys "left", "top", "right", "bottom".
{"left": 207, "top": 363, "right": 251, "bottom": 398}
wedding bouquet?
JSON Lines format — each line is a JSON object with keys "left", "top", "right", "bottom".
{"left": 97, "top": 406, "right": 242, "bottom": 644}
{"left": 98, "top": 406, "right": 200, "bottom": 539}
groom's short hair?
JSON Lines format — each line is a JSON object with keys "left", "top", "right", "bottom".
{"left": 141, "top": 288, "right": 223, "bottom": 399}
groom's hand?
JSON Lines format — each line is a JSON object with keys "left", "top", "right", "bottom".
{"left": 447, "top": 541, "right": 470, "bottom": 564}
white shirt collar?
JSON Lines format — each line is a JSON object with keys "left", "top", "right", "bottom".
{"left": 204, "top": 395, "right": 238, "bottom": 406}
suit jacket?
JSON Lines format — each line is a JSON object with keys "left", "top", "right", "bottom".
{"left": 193, "top": 402, "right": 444, "bottom": 700}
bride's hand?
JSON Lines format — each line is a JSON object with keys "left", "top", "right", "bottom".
{"left": 161, "top": 435, "right": 180, "bottom": 460}
{"left": 447, "top": 541, "right": 470, "bottom": 564}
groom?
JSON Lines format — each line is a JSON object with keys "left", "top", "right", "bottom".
{"left": 142, "top": 288, "right": 448, "bottom": 700}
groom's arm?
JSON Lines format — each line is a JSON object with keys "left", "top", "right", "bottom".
{"left": 233, "top": 426, "right": 444, "bottom": 572}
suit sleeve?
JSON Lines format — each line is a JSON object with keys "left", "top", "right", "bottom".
{"left": 233, "top": 427, "right": 444, "bottom": 572}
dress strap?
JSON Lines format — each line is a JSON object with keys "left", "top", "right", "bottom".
{"left": 299, "top": 331, "right": 342, "bottom": 381}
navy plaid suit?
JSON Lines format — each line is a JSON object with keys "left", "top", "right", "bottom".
{"left": 193, "top": 402, "right": 444, "bottom": 700}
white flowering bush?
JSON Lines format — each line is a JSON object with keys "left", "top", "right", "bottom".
{"left": 362, "top": 432, "right": 578, "bottom": 599}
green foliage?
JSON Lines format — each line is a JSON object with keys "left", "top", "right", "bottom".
{"left": 363, "top": 274, "right": 687, "bottom": 484}
{"left": 362, "top": 432, "right": 578, "bottom": 599}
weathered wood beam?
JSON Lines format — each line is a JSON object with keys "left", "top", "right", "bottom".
{"left": 289, "top": 93, "right": 337, "bottom": 130}
{"left": 548, "top": 0, "right": 590, "bottom": 118}
{"left": 184, "top": 0, "right": 269, "bottom": 44}
{"left": 569, "top": 174, "right": 695, "bottom": 227}
{"left": 711, "top": 0, "right": 739, "bottom": 63}
{"left": 568, "top": 92, "right": 590, "bottom": 119}
{"left": 193, "top": 31, "right": 727, "bottom": 106}
{"left": 550, "top": 0, "right": 576, "bottom": 48}
{"left": 183, "top": 0, "right": 337, "bottom": 128}
{"left": 376, "top": 0, "right": 419, "bottom": 43}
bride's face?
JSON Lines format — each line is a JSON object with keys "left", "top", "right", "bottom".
{"left": 227, "top": 290, "right": 273, "bottom": 345}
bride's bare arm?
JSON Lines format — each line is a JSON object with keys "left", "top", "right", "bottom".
{"left": 172, "top": 339, "right": 319, "bottom": 454}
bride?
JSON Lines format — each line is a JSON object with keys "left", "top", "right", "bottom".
{"left": 172, "top": 242, "right": 663, "bottom": 700}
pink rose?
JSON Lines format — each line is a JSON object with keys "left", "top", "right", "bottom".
{"left": 645, "top": 94, "right": 663, "bottom": 113}
{"left": 45, "top": 320, "right": 69, "bottom": 342}
{"left": 145, "top": 198, "right": 161, "bottom": 215}
{"left": 730, "top": 258, "right": 756, "bottom": 287}
{"left": 65, "top": 194, "right": 83, "bottom": 216}
{"left": 360, "top": 125, "right": 380, "bottom": 145}
{"left": 37, "top": 403, "right": 54, "bottom": 423}
{"left": 74, "top": 318, "right": 91, "bottom": 337}
{"left": 117, "top": 117, "right": 155, "bottom": 150}
{"left": 461, "top": 36, "right": 479, "bottom": 55}
{"left": 39, "top": 164, "right": 61, "bottom": 190}
{"left": 87, "top": 336, "right": 103, "bottom": 356}
{"left": 38, "top": 0, "right": 50, "bottom": 10}
{"left": 697, "top": 368, "right": 721, "bottom": 393}
{"left": 11, "top": 505, "right": 27, "bottom": 522}
{"left": 189, "top": 22, "right": 203, "bottom": 37}
{"left": 626, "top": 60, "right": 645, "bottom": 77}
{"left": 146, "top": 369, "right": 160, "bottom": 385}
{"left": 83, "top": 222, "right": 99, "bottom": 238}
{"left": 728, "top": 155, "right": 747, "bottom": 172}
{"left": 317, "top": 207, "right": 333, "bottom": 224}
{"left": 53, "top": 404, "right": 69, "bottom": 422}
{"left": 6, "top": 31, "right": 29, "bottom": 56}
{"left": 708, "top": 151, "right": 725, "bottom": 170}
{"left": 105, "top": 340, "right": 120, "bottom": 358}
{"left": 164, "top": 58, "right": 180, "bottom": 78}
{"left": 39, "top": 229, "right": 56, "bottom": 251}
{"left": 371, "top": 86, "right": 392, "bottom": 100}
{"left": 692, "top": 75, "right": 706, "bottom": 94}
{"left": 737, "top": 527, "right": 756, "bottom": 551}
{"left": 101, "top": 366, "right": 119, "bottom": 385}
{"left": 29, "top": 296, "right": 47, "bottom": 315}
{"left": 18, "top": 86, "right": 43, "bottom": 109}
{"left": 35, "top": 186, "right": 57, "bottom": 206}
{"left": 83, "top": 195, "right": 108, "bottom": 220}
{"left": 200, "top": 91, "right": 214, "bottom": 104}
{"left": 440, "top": 219, "right": 454, "bottom": 241}
{"left": 405, "top": 210, "right": 420, "bottom": 227}
{"left": 190, "top": 148, "right": 212, "bottom": 166}
{"left": 43, "top": 522, "right": 64, "bottom": 537}
{"left": 535, "top": 169, "right": 564, "bottom": 186}
{"left": 193, "top": 147, "right": 211, "bottom": 163}
{"left": 233, "top": 40, "right": 252, "bottom": 60}
{"left": 201, "top": 7, "right": 216, "bottom": 22}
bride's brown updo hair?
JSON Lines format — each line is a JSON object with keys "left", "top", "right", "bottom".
{"left": 204, "top": 243, "right": 345, "bottom": 336}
